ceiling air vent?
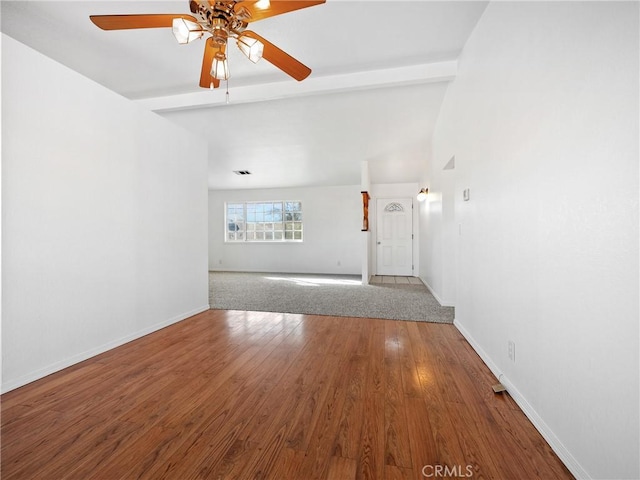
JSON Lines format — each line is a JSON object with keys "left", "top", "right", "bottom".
{"left": 233, "top": 170, "right": 252, "bottom": 175}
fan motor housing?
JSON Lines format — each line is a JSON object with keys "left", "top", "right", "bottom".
{"left": 190, "top": 0, "right": 248, "bottom": 36}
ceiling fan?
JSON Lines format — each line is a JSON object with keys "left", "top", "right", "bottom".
{"left": 90, "top": 0, "right": 325, "bottom": 89}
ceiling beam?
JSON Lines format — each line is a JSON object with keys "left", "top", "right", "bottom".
{"left": 135, "top": 60, "right": 457, "bottom": 112}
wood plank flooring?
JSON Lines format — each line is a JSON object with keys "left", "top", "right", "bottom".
{"left": 1, "top": 310, "right": 574, "bottom": 479}
{"left": 369, "top": 276, "right": 424, "bottom": 285}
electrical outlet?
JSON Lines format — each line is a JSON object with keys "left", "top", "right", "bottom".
{"left": 508, "top": 341, "right": 516, "bottom": 363}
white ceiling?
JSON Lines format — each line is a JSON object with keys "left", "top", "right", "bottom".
{"left": 1, "top": 0, "right": 488, "bottom": 190}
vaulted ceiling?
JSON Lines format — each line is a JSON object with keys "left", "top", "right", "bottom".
{"left": 1, "top": 1, "right": 488, "bottom": 189}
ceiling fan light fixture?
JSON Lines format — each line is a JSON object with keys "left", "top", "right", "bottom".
{"left": 210, "top": 18, "right": 230, "bottom": 45}
{"left": 172, "top": 17, "right": 203, "bottom": 44}
{"left": 236, "top": 35, "right": 264, "bottom": 63}
{"left": 90, "top": 0, "right": 325, "bottom": 89}
{"left": 211, "top": 52, "right": 229, "bottom": 80}
{"left": 235, "top": 6, "right": 252, "bottom": 20}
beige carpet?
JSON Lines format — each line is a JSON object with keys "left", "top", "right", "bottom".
{"left": 209, "top": 271, "right": 454, "bottom": 324}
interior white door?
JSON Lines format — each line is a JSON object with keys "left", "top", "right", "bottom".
{"left": 376, "top": 198, "right": 413, "bottom": 276}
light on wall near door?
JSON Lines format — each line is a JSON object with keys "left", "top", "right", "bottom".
{"left": 417, "top": 188, "right": 429, "bottom": 201}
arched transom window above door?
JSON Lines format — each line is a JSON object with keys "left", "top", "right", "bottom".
{"left": 384, "top": 202, "right": 405, "bottom": 213}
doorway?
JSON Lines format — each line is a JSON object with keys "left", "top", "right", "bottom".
{"left": 375, "top": 197, "right": 413, "bottom": 276}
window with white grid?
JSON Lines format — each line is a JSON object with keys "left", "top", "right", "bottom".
{"left": 225, "top": 201, "right": 303, "bottom": 242}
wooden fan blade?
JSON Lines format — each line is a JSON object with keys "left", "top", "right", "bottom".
{"left": 234, "top": 0, "right": 325, "bottom": 23}
{"left": 200, "top": 38, "right": 222, "bottom": 89}
{"left": 90, "top": 14, "right": 198, "bottom": 30}
{"left": 242, "top": 31, "right": 311, "bottom": 81}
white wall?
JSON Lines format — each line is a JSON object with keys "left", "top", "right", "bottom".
{"left": 2, "top": 35, "right": 209, "bottom": 392}
{"left": 209, "top": 185, "right": 361, "bottom": 274}
{"left": 419, "top": 159, "right": 457, "bottom": 306}
{"left": 423, "top": 3, "right": 639, "bottom": 479}
{"left": 361, "top": 161, "right": 372, "bottom": 284}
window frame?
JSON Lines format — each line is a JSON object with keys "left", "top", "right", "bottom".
{"left": 224, "top": 200, "right": 304, "bottom": 243}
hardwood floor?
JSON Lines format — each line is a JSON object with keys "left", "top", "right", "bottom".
{"left": 1, "top": 310, "right": 573, "bottom": 479}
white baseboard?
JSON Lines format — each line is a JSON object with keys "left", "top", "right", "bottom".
{"left": 421, "top": 277, "right": 455, "bottom": 307}
{"left": 208, "top": 268, "right": 361, "bottom": 276}
{"left": 453, "top": 319, "right": 590, "bottom": 480}
{"left": 1, "top": 305, "right": 211, "bottom": 394}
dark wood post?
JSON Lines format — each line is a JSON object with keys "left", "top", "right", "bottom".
{"left": 361, "top": 191, "right": 370, "bottom": 231}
